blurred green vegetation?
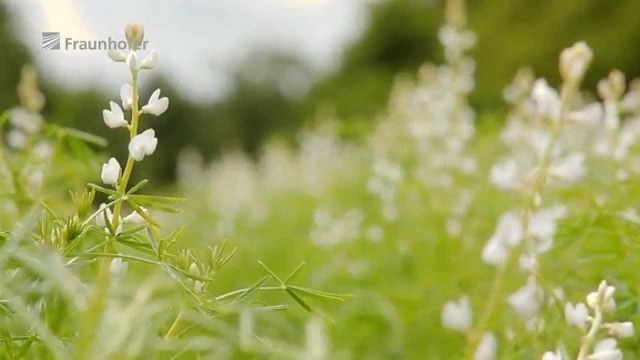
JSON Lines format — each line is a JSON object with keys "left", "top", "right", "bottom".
{"left": 3, "top": 0, "right": 640, "bottom": 183}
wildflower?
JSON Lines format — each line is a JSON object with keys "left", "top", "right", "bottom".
{"left": 490, "top": 158, "right": 520, "bottom": 190}
{"left": 548, "top": 152, "right": 586, "bottom": 185}
{"left": 6, "top": 130, "right": 27, "bottom": 149}
{"left": 481, "top": 211, "right": 522, "bottom": 265}
{"left": 564, "top": 302, "right": 589, "bottom": 330}
{"left": 101, "top": 157, "right": 121, "bottom": 186}
{"left": 474, "top": 332, "right": 497, "bottom": 360}
{"left": 508, "top": 277, "right": 543, "bottom": 319}
{"left": 542, "top": 349, "right": 562, "bottom": 360}
{"left": 109, "top": 257, "right": 128, "bottom": 277}
{"left": 532, "top": 79, "right": 561, "bottom": 121}
{"left": 606, "top": 322, "right": 634, "bottom": 338}
{"left": 586, "top": 280, "right": 616, "bottom": 313}
{"left": 559, "top": 41, "right": 592, "bottom": 82}
{"left": 589, "top": 338, "right": 622, "bottom": 360}
{"left": 120, "top": 84, "right": 133, "bottom": 110}
{"left": 123, "top": 207, "right": 148, "bottom": 224}
{"left": 140, "top": 50, "right": 157, "bottom": 70}
{"left": 142, "top": 89, "right": 169, "bottom": 116}
{"left": 9, "top": 108, "right": 42, "bottom": 133}
{"left": 102, "top": 101, "right": 127, "bottom": 128}
{"left": 442, "top": 297, "right": 472, "bottom": 332}
{"left": 128, "top": 129, "right": 158, "bottom": 161}
{"left": 125, "top": 22, "right": 145, "bottom": 49}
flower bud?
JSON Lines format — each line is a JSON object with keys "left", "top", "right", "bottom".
{"left": 125, "top": 22, "right": 145, "bottom": 50}
{"left": 559, "top": 41, "right": 592, "bottom": 82}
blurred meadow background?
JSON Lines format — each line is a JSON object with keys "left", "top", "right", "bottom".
{"left": 2, "top": 0, "right": 640, "bottom": 358}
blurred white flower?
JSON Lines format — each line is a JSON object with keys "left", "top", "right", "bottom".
{"left": 482, "top": 211, "right": 522, "bottom": 265}
{"left": 101, "top": 157, "right": 121, "bottom": 186}
{"left": 128, "top": 129, "right": 158, "bottom": 161}
{"left": 568, "top": 102, "right": 603, "bottom": 126}
{"left": 606, "top": 322, "right": 634, "bottom": 339}
{"left": 586, "top": 281, "right": 616, "bottom": 313}
{"left": 6, "top": 130, "right": 27, "bottom": 149}
{"left": 141, "top": 50, "right": 158, "bottom": 70}
{"left": 120, "top": 84, "right": 133, "bottom": 110}
{"left": 474, "top": 332, "right": 497, "bottom": 360}
{"left": 564, "top": 302, "right": 588, "bottom": 330}
{"left": 532, "top": 79, "right": 561, "bottom": 121}
{"left": 559, "top": 42, "right": 592, "bottom": 82}
{"left": 549, "top": 153, "right": 585, "bottom": 185}
{"left": 542, "top": 349, "right": 562, "bottom": 360}
{"left": 109, "top": 257, "right": 128, "bottom": 277}
{"left": 142, "top": 89, "right": 169, "bottom": 116}
{"left": 589, "top": 338, "right": 622, "bottom": 360}
{"left": 490, "top": 159, "right": 520, "bottom": 190}
{"left": 9, "top": 108, "right": 42, "bottom": 133}
{"left": 442, "top": 297, "right": 472, "bottom": 332}
{"left": 508, "top": 277, "right": 543, "bottom": 319}
{"left": 103, "top": 101, "right": 128, "bottom": 128}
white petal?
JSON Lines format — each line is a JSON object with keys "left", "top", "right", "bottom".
{"left": 120, "top": 84, "right": 134, "bottom": 110}
{"left": 142, "top": 89, "right": 169, "bottom": 116}
{"left": 141, "top": 50, "right": 158, "bottom": 69}
{"left": 442, "top": 297, "right": 472, "bottom": 332}
{"left": 102, "top": 101, "right": 127, "bottom": 128}
{"left": 107, "top": 49, "right": 127, "bottom": 62}
{"left": 127, "top": 51, "right": 140, "bottom": 73}
{"left": 474, "top": 333, "right": 497, "bottom": 360}
{"left": 100, "top": 157, "right": 121, "bottom": 186}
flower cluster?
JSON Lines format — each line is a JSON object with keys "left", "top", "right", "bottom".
{"left": 542, "top": 280, "right": 634, "bottom": 360}
{"left": 98, "top": 23, "right": 168, "bottom": 236}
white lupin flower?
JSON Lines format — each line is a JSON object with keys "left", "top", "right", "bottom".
{"left": 589, "top": 338, "right": 622, "bottom": 360}
{"left": 528, "top": 205, "right": 567, "bottom": 254}
{"left": 508, "top": 277, "right": 543, "bottom": 319}
{"left": 102, "top": 101, "right": 128, "bottom": 128}
{"left": 140, "top": 50, "right": 157, "bottom": 70}
{"left": 123, "top": 207, "right": 148, "bottom": 224}
{"left": 127, "top": 51, "right": 140, "bottom": 73}
{"left": 482, "top": 238, "right": 509, "bottom": 265}
{"left": 9, "top": 108, "right": 43, "bottom": 133}
{"left": 125, "top": 23, "right": 145, "bottom": 49}
{"left": 559, "top": 41, "right": 592, "bottom": 82}
{"left": 96, "top": 203, "right": 116, "bottom": 227}
{"left": 474, "top": 332, "right": 497, "bottom": 360}
{"left": 441, "top": 297, "right": 472, "bottom": 332}
{"left": 564, "top": 302, "right": 589, "bottom": 330}
{"left": 586, "top": 281, "right": 616, "bottom": 313}
{"left": 491, "top": 211, "right": 524, "bottom": 247}
{"left": 101, "top": 157, "right": 121, "bottom": 186}
{"left": 541, "top": 349, "right": 563, "bottom": 360}
{"left": 120, "top": 83, "right": 133, "bottom": 110}
{"left": 6, "top": 130, "right": 27, "bottom": 149}
{"left": 607, "top": 322, "right": 634, "bottom": 338}
{"left": 490, "top": 159, "right": 520, "bottom": 190}
{"left": 142, "top": 89, "right": 169, "bottom": 116}
{"left": 109, "top": 257, "right": 128, "bottom": 277}
{"left": 128, "top": 129, "right": 158, "bottom": 161}
{"left": 107, "top": 49, "right": 127, "bottom": 62}
{"left": 532, "top": 79, "right": 561, "bottom": 121}
{"left": 548, "top": 153, "right": 585, "bottom": 185}
{"left": 568, "top": 102, "right": 603, "bottom": 126}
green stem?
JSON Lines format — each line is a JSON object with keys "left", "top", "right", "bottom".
{"left": 112, "top": 71, "right": 140, "bottom": 229}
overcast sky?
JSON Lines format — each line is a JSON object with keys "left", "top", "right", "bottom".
{"left": 4, "top": 0, "right": 367, "bottom": 102}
